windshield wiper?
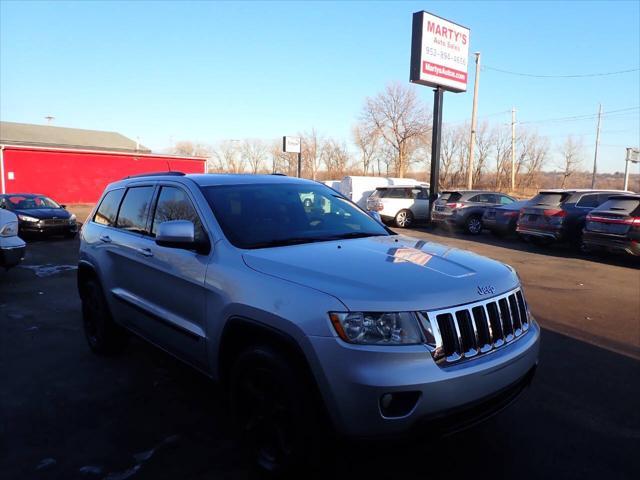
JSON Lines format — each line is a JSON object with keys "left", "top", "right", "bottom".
{"left": 249, "top": 232, "right": 387, "bottom": 249}
{"left": 323, "top": 232, "right": 388, "bottom": 240}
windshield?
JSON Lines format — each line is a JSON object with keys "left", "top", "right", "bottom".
{"left": 202, "top": 183, "right": 389, "bottom": 249}
{"left": 6, "top": 195, "right": 61, "bottom": 209}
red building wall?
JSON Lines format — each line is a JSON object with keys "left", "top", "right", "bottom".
{"left": 1, "top": 146, "right": 206, "bottom": 204}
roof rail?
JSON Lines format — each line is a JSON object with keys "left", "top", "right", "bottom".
{"left": 271, "top": 172, "right": 287, "bottom": 176}
{"left": 125, "top": 171, "right": 185, "bottom": 179}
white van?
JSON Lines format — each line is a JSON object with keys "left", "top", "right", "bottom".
{"left": 339, "top": 176, "right": 422, "bottom": 208}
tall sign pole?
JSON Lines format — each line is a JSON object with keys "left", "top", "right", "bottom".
{"left": 468, "top": 52, "right": 481, "bottom": 190}
{"left": 410, "top": 11, "right": 470, "bottom": 223}
{"left": 591, "top": 103, "right": 602, "bottom": 188}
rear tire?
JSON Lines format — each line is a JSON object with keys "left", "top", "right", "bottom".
{"left": 465, "top": 215, "right": 483, "bottom": 235}
{"left": 230, "top": 345, "right": 320, "bottom": 475}
{"left": 81, "top": 278, "right": 127, "bottom": 355}
{"left": 394, "top": 209, "right": 413, "bottom": 228}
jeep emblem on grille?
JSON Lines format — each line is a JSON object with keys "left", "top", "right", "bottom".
{"left": 477, "top": 285, "right": 495, "bottom": 295}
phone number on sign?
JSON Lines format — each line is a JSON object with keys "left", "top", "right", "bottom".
{"left": 424, "top": 47, "right": 467, "bottom": 67}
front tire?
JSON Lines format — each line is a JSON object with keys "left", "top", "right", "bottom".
{"left": 394, "top": 209, "right": 413, "bottom": 228}
{"left": 81, "top": 278, "right": 127, "bottom": 355}
{"left": 230, "top": 346, "right": 319, "bottom": 474}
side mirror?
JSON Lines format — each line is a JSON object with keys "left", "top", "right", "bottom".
{"left": 60, "top": 204, "right": 67, "bottom": 209}
{"left": 156, "top": 220, "right": 196, "bottom": 249}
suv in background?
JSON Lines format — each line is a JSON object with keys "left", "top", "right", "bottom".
{"left": 366, "top": 185, "right": 430, "bottom": 227}
{"left": 79, "top": 172, "right": 539, "bottom": 473}
{"left": 582, "top": 194, "right": 640, "bottom": 256}
{"left": 516, "top": 189, "right": 631, "bottom": 247}
{"left": 432, "top": 190, "right": 517, "bottom": 234}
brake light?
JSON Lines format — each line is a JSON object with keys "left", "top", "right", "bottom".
{"left": 503, "top": 211, "right": 519, "bottom": 218}
{"left": 543, "top": 209, "right": 566, "bottom": 217}
{"left": 446, "top": 202, "right": 464, "bottom": 209}
{"left": 587, "top": 214, "right": 640, "bottom": 225}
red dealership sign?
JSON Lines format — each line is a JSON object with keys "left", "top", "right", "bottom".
{"left": 410, "top": 11, "right": 470, "bottom": 92}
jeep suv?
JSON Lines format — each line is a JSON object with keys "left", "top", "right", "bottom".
{"left": 78, "top": 172, "right": 540, "bottom": 472}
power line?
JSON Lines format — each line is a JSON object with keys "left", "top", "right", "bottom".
{"left": 482, "top": 65, "right": 640, "bottom": 78}
{"left": 519, "top": 106, "right": 639, "bottom": 125}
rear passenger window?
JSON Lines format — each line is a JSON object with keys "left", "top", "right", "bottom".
{"left": 469, "top": 194, "right": 492, "bottom": 203}
{"left": 576, "top": 194, "right": 599, "bottom": 208}
{"left": 116, "top": 186, "right": 155, "bottom": 234}
{"left": 93, "top": 189, "right": 125, "bottom": 226}
{"left": 385, "top": 188, "right": 409, "bottom": 199}
{"left": 151, "top": 186, "right": 206, "bottom": 242}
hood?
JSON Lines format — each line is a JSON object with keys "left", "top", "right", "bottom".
{"left": 242, "top": 235, "right": 519, "bottom": 312}
{"left": 13, "top": 208, "right": 71, "bottom": 220}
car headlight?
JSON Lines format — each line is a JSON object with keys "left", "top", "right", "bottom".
{"left": 0, "top": 221, "right": 19, "bottom": 237}
{"left": 17, "top": 214, "right": 39, "bottom": 223}
{"left": 329, "top": 312, "right": 424, "bottom": 345}
{"left": 68, "top": 214, "right": 77, "bottom": 223}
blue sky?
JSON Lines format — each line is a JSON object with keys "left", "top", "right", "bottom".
{"left": 1, "top": 0, "right": 638, "bottom": 173}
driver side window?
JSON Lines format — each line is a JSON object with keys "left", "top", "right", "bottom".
{"left": 151, "top": 186, "right": 206, "bottom": 242}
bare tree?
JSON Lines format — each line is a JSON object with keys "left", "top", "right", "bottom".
{"left": 472, "top": 122, "right": 495, "bottom": 186}
{"left": 300, "top": 128, "right": 322, "bottom": 180}
{"left": 558, "top": 136, "right": 583, "bottom": 188}
{"left": 169, "top": 140, "right": 211, "bottom": 157}
{"left": 360, "top": 82, "right": 431, "bottom": 177}
{"left": 352, "top": 123, "right": 379, "bottom": 175}
{"left": 440, "top": 124, "right": 465, "bottom": 188}
{"left": 321, "top": 138, "right": 350, "bottom": 178}
{"left": 213, "top": 140, "right": 243, "bottom": 173}
{"left": 241, "top": 139, "right": 268, "bottom": 174}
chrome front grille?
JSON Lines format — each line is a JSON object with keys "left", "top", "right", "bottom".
{"left": 418, "top": 288, "right": 530, "bottom": 365}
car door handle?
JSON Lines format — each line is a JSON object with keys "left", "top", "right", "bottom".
{"left": 136, "top": 247, "right": 154, "bottom": 257}
{"left": 99, "top": 235, "right": 112, "bottom": 243}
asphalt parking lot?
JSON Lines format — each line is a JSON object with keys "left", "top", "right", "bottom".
{"left": 1, "top": 231, "right": 639, "bottom": 480}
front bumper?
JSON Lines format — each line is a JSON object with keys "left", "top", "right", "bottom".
{"left": 583, "top": 231, "right": 640, "bottom": 256}
{"left": 0, "top": 243, "right": 26, "bottom": 268}
{"left": 20, "top": 222, "right": 78, "bottom": 236}
{"left": 309, "top": 319, "right": 540, "bottom": 437}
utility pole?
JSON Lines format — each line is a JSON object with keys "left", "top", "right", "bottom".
{"left": 467, "top": 52, "right": 481, "bottom": 190}
{"left": 591, "top": 103, "right": 602, "bottom": 189}
{"left": 511, "top": 107, "right": 516, "bottom": 192}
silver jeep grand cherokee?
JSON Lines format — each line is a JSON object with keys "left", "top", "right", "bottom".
{"left": 78, "top": 172, "right": 539, "bottom": 472}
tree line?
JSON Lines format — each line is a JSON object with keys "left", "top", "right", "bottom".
{"left": 167, "top": 82, "right": 606, "bottom": 192}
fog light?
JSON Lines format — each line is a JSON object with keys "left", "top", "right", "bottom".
{"left": 379, "top": 391, "right": 421, "bottom": 418}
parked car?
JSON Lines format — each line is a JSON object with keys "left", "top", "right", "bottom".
{"left": 432, "top": 190, "right": 517, "bottom": 234}
{"left": 0, "top": 208, "right": 26, "bottom": 269}
{"left": 0, "top": 193, "right": 78, "bottom": 238}
{"left": 366, "top": 185, "right": 430, "bottom": 227}
{"left": 79, "top": 172, "right": 539, "bottom": 473}
{"left": 582, "top": 194, "right": 640, "bottom": 256}
{"left": 483, "top": 199, "right": 533, "bottom": 237}
{"left": 339, "top": 175, "right": 423, "bottom": 208}
{"left": 516, "top": 189, "right": 631, "bottom": 247}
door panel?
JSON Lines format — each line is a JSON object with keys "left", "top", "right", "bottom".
{"left": 135, "top": 185, "right": 210, "bottom": 369}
